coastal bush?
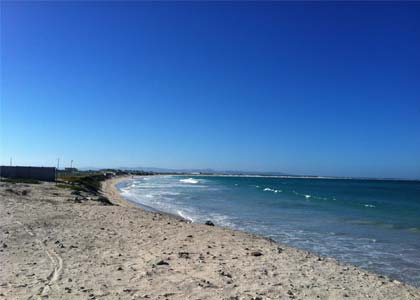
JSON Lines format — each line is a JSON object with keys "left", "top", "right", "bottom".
{"left": 96, "top": 196, "right": 113, "bottom": 206}
{"left": 58, "top": 174, "right": 114, "bottom": 205}
{"left": 0, "top": 178, "right": 40, "bottom": 184}
{"left": 56, "top": 184, "right": 84, "bottom": 192}
{"left": 59, "top": 174, "right": 107, "bottom": 195}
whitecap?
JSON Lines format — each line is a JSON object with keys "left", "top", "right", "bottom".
{"left": 179, "top": 178, "right": 199, "bottom": 184}
{"left": 263, "top": 187, "right": 282, "bottom": 193}
{"left": 305, "top": 195, "right": 311, "bottom": 198}
{"left": 364, "top": 204, "right": 376, "bottom": 208}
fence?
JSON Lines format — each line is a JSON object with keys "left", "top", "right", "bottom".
{"left": 0, "top": 166, "right": 56, "bottom": 182}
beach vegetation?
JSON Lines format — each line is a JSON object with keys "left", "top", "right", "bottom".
{"left": 56, "top": 183, "right": 84, "bottom": 192}
{"left": 58, "top": 174, "right": 114, "bottom": 205}
{"left": 59, "top": 174, "right": 107, "bottom": 194}
{"left": 0, "top": 178, "right": 40, "bottom": 184}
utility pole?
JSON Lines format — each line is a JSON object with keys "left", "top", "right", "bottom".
{"left": 70, "top": 160, "right": 73, "bottom": 169}
{"left": 10, "top": 157, "right": 12, "bottom": 166}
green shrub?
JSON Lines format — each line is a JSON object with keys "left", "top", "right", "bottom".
{"left": 0, "top": 178, "right": 40, "bottom": 184}
{"left": 56, "top": 184, "right": 84, "bottom": 192}
{"left": 58, "top": 174, "right": 113, "bottom": 205}
{"left": 58, "top": 174, "right": 107, "bottom": 195}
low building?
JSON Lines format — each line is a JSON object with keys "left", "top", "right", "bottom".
{"left": 104, "top": 172, "right": 116, "bottom": 178}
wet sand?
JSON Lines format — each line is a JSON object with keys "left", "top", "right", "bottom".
{"left": 1, "top": 177, "right": 419, "bottom": 299}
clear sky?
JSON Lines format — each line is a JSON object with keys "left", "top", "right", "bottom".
{"left": 1, "top": 2, "right": 419, "bottom": 179}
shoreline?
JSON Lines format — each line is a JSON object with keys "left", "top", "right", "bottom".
{"left": 103, "top": 176, "right": 420, "bottom": 288}
{"left": 102, "top": 175, "right": 189, "bottom": 221}
{"left": 2, "top": 178, "right": 420, "bottom": 299}
{"left": 101, "top": 175, "right": 140, "bottom": 208}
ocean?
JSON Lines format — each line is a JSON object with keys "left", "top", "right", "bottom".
{"left": 117, "top": 175, "right": 420, "bottom": 287}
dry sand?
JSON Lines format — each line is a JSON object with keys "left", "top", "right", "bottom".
{"left": 1, "top": 176, "right": 419, "bottom": 300}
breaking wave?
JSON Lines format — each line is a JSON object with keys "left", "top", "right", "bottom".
{"left": 263, "top": 187, "right": 282, "bottom": 193}
{"left": 180, "top": 178, "right": 199, "bottom": 184}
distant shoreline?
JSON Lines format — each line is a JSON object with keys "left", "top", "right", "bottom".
{"left": 165, "top": 173, "right": 420, "bottom": 182}
{"left": 77, "top": 168, "right": 419, "bottom": 182}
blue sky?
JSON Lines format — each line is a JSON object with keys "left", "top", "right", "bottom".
{"left": 1, "top": 2, "right": 419, "bottom": 179}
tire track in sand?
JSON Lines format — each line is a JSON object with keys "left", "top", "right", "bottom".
{"left": 15, "top": 221, "right": 63, "bottom": 299}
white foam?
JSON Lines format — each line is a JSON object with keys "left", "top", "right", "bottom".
{"left": 177, "top": 210, "right": 194, "bottom": 222}
{"left": 292, "top": 191, "right": 311, "bottom": 198}
{"left": 180, "top": 178, "right": 199, "bottom": 184}
{"left": 160, "top": 191, "right": 180, "bottom": 196}
{"left": 264, "top": 187, "right": 282, "bottom": 193}
{"left": 364, "top": 204, "right": 376, "bottom": 208}
{"left": 207, "top": 213, "right": 235, "bottom": 228}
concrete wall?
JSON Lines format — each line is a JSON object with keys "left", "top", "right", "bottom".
{"left": 0, "top": 166, "right": 56, "bottom": 182}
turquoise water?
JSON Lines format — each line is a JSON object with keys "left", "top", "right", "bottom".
{"left": 118, "top": 175, "right": 420, "bottom": 286}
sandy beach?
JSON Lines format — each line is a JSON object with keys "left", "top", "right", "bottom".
{"left": 1, "top": 176, "right": 419, "bottom": 300}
